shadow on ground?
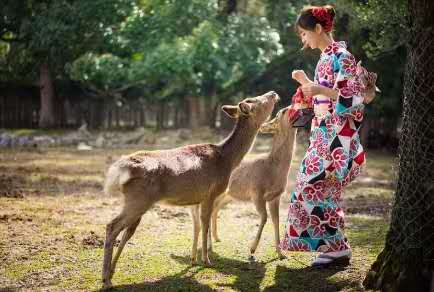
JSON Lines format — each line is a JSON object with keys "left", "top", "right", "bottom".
{"left": 104, "top": 251, "right": 359, "bottom": 292}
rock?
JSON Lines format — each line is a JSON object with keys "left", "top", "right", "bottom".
{"left": 121, "top": 127, "right": 147, "bottom": 144}
{"left": 17, "top": 136, "right": 31, "bottom": 147}
{"left": 77, "top": 122, "right": 92, "bottom": 138}
{"left": 77, "top": 142, "right": 93, "bottom": 151}
{"left": 33, "top": 135, "right": 56, "bottom": 147}
{"left": 177, "top": 128, "right": 192, "bottom": 140}
{"left": 60, "top": 126, "right": 94, "bottom": 145}
{"left": 158, "top": 136, "right": 170, "bottom": 144}
{"left": 95, "top": 135, "right": 106, "bottom": 148}
{"left": 0, "top": 133, "right": 13, "bottom": 148}
{"left": 138, "top": 135, "right": 156, "bottom": 145}
{"left": 58, "top": 136, "right": 78, "bottom": 146}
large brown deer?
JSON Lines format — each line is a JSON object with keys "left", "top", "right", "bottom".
{"left": 209, "top": 106, "right": 297, "bottom": 261}
{"left": 101, "top": 91, "right": 279, "bottom": 289}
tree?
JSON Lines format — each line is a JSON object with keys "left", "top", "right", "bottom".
{"left": 70, "top": 0, "right": 283, "bottom": 129}
{"left": 1, "top": 0, "right": 134, "bottom": 128}
{"left": 363, "top": 0, "right": 434, "bottom": 290}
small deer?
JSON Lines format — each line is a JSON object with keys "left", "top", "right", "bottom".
{"left": 209, "top": 106, "right": 297, "bottom": 261}
{"left": 101, "top": 91, "right": 279, "bottom": 289}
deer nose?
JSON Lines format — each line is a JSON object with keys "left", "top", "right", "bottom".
{"left": 267, "top": 91, "right": 280, "bottom": 102}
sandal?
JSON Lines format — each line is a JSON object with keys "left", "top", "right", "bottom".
{"left": 311, "top": 250, "right": 352, "bottom": 267}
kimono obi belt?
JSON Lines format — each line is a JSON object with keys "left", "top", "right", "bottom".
{"left": 313, "top": 95, "right": 330, "bottom": 119}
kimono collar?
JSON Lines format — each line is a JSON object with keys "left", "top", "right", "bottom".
{"left": 322, "top": 41, "right": 347, "bottom": 56}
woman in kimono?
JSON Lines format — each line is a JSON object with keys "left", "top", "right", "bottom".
{"left": 280, "top": 5, "right": 366, "bottom": 266}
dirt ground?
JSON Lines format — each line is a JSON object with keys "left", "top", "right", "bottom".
{"left": 0, "top": 138, "right": 396, "bottom": 291}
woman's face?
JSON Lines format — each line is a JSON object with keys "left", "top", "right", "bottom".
{"left": 297, "top": 26, "right": 320, "bottom": 50}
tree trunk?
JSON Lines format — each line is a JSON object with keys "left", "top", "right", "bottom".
{"left": 180, "top": 97, "right": 190, "bottom": 128}
{"left": 174, "top": 104, "right": 179, "bottom": 128}
{"left": 218, "top": 0, "right": 237, "bottom": 15}
{"left": 55, "top": 96, "right": 66, "bottom": 128}
{"left": 198, "top": 97, "right": 207, "bottom": 126}
{"left": 163, "top": 103, "right": 170, "bottom": 128}
{"left": 38, "top": 62, "right": 56, "bottom": 128}
{"left": 139, "top": 106, "right": 146, "bottom": 127}
{"left": 203, "top": 87, "right": 218, "bottom": 128}
{"left": 186, "top": 96, "right": 200, "bottom": 129}
{"left": 115, "top": 107, "right": 120, "bottom": 128}
{"left": 219, "top": 98, "right": 236, "bottom": 131}
{"left": 208, "top": 97, "right": 219, "bottom": 128}
{"left": 89, "top": 99, "right": 105, "bottom": 129}
{"left": 156, "top": 102, "right": 164, "bottom": 130}
{"left": 363, "top": 1, "right": 434, "bottom": 291}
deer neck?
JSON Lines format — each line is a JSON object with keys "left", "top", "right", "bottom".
{"left": 268, "top": 129, "right": 297, "bottom": 172}
{"left": 219, "top": 116, "right": 258, "bottom": 170}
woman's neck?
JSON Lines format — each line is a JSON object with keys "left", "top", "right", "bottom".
{"left": 317, "top": 34, "right": 334, "bottom": 52}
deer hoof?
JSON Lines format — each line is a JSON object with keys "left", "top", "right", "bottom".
{"left": 102, "top": 280, "right": 113, "bottom": 290}
{"left": 203, "top": 258, "right": 212, "bottom": 267}
{"left": 248, "top": 255, "right": 257, "bottom": 263}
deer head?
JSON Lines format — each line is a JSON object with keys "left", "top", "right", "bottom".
{"left": 222, "top": 91, "right": 280, "bottom": 128}
{"left": 259, "top": 106, "right": 297, "bottom": 134}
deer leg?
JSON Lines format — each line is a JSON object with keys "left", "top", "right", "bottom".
{"left": 103, "top": 193, "right": 154, "bottom": 289}
{"left": 250, "top": 198, "right": 267, "bottom": 261}
{"left": 102, "top": 213, "right": 128, "bottom": 289}
{"left": 190, "top": 205, "right": 200, "bottom": 265}
{"left": 200, "top": 199, "right": 215, "bottom": 266}
{"left": 268, "top": 195, "right": 285, "bottom": 259}
{"left": 211, "top": 208, "right": 220, "bottom": 243}
{"left": 211, "top": 195, "right": 232, "bottom": 242}
{"left": 207, "top": 223, "right": 213, "bottom": 252}
{"left": 109, "top": 217, "right": 142, "bottom": 278}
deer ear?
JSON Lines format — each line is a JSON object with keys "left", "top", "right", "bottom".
{"left": 239, "top": 102, "right": 252, "bottom": 116}
{"left": 222, "top": 105, "right": 239, "bottom": 118}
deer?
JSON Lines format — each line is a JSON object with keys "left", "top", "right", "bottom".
{"left": 101, "top": 91, "right": 279, "bottom": 289}
{"left": 208, "top": 106, "right": 298, "bottom": 262}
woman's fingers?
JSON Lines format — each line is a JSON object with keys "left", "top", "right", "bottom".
{"left": 292, "top": 70, "right": 309, "bottom": 85}
{"left": 301, "top": 84, "right": 321, "bottom": 96}
{"left": 292, "top": 70, "right": 305, "bottom": 79}
{"left": 300, "top": 84, "right": 312, "bottom": 95}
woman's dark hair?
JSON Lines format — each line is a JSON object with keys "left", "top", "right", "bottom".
{"left": 295, "top": 5, "right": 336, "bottom": 33}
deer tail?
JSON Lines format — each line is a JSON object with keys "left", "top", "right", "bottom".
{"left": 103, "top": 162, "right": 131, "bottom": 196}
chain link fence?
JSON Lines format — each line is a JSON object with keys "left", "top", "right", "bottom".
{"left": 387, "top": 28, "right": 434, "bottom": 267}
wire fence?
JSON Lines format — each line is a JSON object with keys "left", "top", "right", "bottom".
{"left": 387, "top": 28, "right": 434, "bottom": 267}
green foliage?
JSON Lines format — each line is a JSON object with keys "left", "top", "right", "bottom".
{"left": 335, "top": 0, "right": 406, "bottom": 121}
{"left": 0, "top": 0, "right": 407, "bottom": 126}
{"left": 115, "top": 0, "right": 218, "bottom": 54}
{"left": 0, "top": 0, "right": 135, "bottom": 79}
{"left": 68, "top": 53, "right": 130, "bottom": 91}
{"left": 352, "top": 0, "right": 408, "bottom": 59}
{"left": 69, "top": 0, "right": 283, "bottom": 101}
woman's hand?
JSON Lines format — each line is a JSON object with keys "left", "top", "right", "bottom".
{"left": 300, "top": 83, "right": 325, "bottom": 96}
{"left": 301, "top": 84, "right": 339, "bottom": 100}
{"left": 291, "top": 70, "right": 310, "bottom": 85}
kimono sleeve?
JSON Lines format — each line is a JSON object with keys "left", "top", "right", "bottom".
{"left": 333, "top": 51, "right": 364, "bottom": 123}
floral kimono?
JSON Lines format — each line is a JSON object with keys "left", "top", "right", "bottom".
{"left": 281, "top": 41, "right": 366, "bottom": 253}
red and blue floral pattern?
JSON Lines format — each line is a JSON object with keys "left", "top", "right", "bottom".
{"left": 281, "top": 41, "right": 365, "bottom": 253}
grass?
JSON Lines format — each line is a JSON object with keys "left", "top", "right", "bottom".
{"left": 0, "top": 143, "right": 397, "bottom": 291}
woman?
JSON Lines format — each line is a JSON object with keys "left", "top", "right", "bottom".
{"left": 280, "top": 5, "right": 366, "bottom": 267}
